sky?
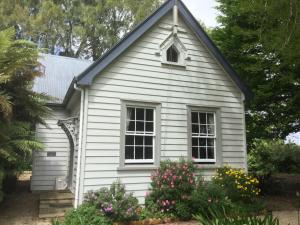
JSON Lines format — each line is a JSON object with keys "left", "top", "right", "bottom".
{"left": 182, "top": 0, "right": 219, "bottom": 27}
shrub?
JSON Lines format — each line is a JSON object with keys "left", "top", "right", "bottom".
{"left": 190, "top": 181, "right": 234, "bottom": 219}
{"left": 146, "top": 159, "right": 197, "bottom": 220}
{"left": 52, "top": 203, "right": 111, "bottom": 225}
{"left": 248, "top": 139, "right": 300, "bottom": 179}
{"left": 84, "top": 182, "right": 139, "bottom": 222}
{"left": 194, "top": 212, "right": 281, "bottom": 225}
{"left": 213, "top": 166, "right": 260, "bottom": 204}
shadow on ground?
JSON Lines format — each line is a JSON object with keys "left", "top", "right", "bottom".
{"left": 0, "top": 173, "right": 51, "bottom": 225}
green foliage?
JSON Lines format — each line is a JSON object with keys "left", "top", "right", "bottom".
{"left": 0, "top": 28, "right": 49, "bottom": 198}
{"left": 191, "top": 181, "right": 234, "bottom": 220}
{"left": 146, "top": 159, "right": 197, "bottom": 220}
{"left": 84, "top": 182, "right": 139, "bottom": 222}
{"left": 213, "top": 166, "right": 260, "bottom": 204}
{"left": 211, "top": 0, "right": 300, "bottom": 144}
{"left": 248, "top": 139, "right": 300, "bottom": 180}
{"left": 0, "top": 0, "right": 162, "bottom": 60}
{"left": 52, "top": 203, "right": 111, "bottom": 225}
{"left": 194, "top": 212, "right": 281, "bottom": 225}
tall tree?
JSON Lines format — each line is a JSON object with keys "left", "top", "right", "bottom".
{"left": 0, "top": 0, "right": 162, "bottom": 60}
{"left": 211, "top": 0, "right": 300, "bottom": 144}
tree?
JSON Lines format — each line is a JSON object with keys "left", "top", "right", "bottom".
{"left": 0, "top": 0, "right": 162, "bottom": 60}
{"left": 0, "top": 28, "right": 49, "bottom": 181}
{"left": 211, "top": 0, "right": 300, "bottom": 145}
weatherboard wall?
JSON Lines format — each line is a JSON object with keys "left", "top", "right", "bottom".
{"left": 81, "top": 12, "right": 246, "bottom": 203}
{"left": 31, "top": 107, "right": 70, "bottom": 191}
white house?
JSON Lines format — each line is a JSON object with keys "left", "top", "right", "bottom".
{"left": 31, "top": 0, "right": 252, "bottom": 208}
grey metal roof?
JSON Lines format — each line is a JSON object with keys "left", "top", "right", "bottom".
{"left": 75, "top": 0, "right": 252, "bottom": 100}
{"left": 33, "top": 54, "right": 92, "bottom": 103}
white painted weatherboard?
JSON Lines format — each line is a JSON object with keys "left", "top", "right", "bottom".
{"left": 31, "top": 107, "right": 70, "bottom": 191}
{"left": 82, "top": 12, "right": 246, "bottom": 203}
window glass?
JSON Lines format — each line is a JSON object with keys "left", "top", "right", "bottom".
{"left": 191, "top": 111, "right": 216, "bottom": 162}
{"left": 125, "top": 106, "right": 155, "bottom": 163}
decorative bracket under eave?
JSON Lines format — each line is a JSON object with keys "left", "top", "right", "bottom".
{"left": 57, "top": 117, "right": 79, "bottom": 149}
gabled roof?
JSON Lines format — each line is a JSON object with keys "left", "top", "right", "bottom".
{"left": 75, "top": 0, "right": 252, "bottom": 100}
{"left": 33, "top": 54, "right": 92, "bottom": 103}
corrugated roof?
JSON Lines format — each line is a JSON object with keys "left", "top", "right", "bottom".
{"left": 33, "top": 54, "right": 92, "bottom": 103}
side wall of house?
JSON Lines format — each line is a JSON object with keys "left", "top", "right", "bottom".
{"left": 82, "top": 13, "right": 246, "bottom": 203}
{"left": 31, "top": 107, "right": 70, "bottom": 191}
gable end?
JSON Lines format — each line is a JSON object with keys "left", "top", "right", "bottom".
{"left": 75, "top": 0, "right": 252, "bottom": 101}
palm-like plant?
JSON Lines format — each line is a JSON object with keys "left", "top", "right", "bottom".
{"left": 0, "top": 28, "right": 50, "bottom": 199}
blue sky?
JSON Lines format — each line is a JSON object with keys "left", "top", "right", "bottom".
{"left": 182, "top": 0, "right": 219, "bottom": 27}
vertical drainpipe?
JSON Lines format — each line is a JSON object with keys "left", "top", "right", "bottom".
{"left": 173, "top": 0, "right": 178, "bottom": 35}
{"left": 241, "top": 93, "right": 248, "bottom": 172}
{"left": 74, "top": 83, "right": 84, "bottom": 208}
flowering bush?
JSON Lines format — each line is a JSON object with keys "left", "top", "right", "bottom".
{"left": 84, "top": 182, "right": 139, "bottom": 222}
{"left": 191, "top": 181, "right": 234, "bottom": 219}
{"left": 52, "top": 204, "right": 111, "bottom": 225}
{"left": 146, "top": 159, "right": 197, "bottom": 220}
{"left": 213, "top": 166, "right": 260, "bottom": 203}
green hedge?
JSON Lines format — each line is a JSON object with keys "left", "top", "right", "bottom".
{"left": 248, "top": 139, "right": 300, "bottom": 179}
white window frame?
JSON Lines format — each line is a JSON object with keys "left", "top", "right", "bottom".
{"left": 191, "top": 111, "right": 217, "bottom": 163}
{"left": 119, "top": 100, "right": 161, "bottom": 169}
{"left": 124, "top": 106, "right": 156, "bottom": 164}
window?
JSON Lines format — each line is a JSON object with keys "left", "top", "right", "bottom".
{"left": 125, "top": 107, "right": 155, "bottom": 163}
{"left": 191, "top": 111, "right": 216, "bottom": 163}
{"left": 159, "top": 34, "right": 188, "bottom": 66}
{"left": 166, "top": 45, "right": 179, "bottom": 63}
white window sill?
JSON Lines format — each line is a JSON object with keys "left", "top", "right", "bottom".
{"left": 117, "top": 166, "right": 158, "bottom": 171}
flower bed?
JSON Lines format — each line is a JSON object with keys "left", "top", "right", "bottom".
{"left": 53, "top": 160, "right": 272, "bottom": 225}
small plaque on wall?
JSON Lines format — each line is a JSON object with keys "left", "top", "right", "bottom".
{"left": 47, "top": 152, "right": 56, "bottom": 157}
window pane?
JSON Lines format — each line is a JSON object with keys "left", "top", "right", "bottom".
{"left": 146, "top": 122, "right": 154, "bottom": 132}
{"left": 135, "top": 147, "right": 143, "bottom": 159}
{"left": 167, "top": 45, "right": 179, "bottom": 62}
{"left": 199, "top": 138, "right": 206, "bottom": 147}
{"left": 145, "top": 147, "right": 153, "bottom": 159}
{"left": 192, "top": 138, "right": 198, "bottom": 147}
{"left": 207, "top": 139, "right": 214, "bottom": 147}
{"left": 146, "top": 109, "right": 154, "bottom": 121}
{"left": 136, "top": 121, "right": 144, "bottom": 132}
{"left": 207, "top": 147, "right": 214, "bottom": 159}
{"left": 191, "top": 112, "right": 198, "bottom": 123}
{"left": 192, "top": 147, "right": 198, "bottom": 159}
{"left": 125, "top": 146, "right": 134, "bottom": 159}
{"left": 192, "top": 124, "right": 199, "bottom": 134}
{"left": 207, "top": 125, "right": 215, "bottom": 135}
{"left": 135, "top": 136, "right": 143, "bottom": 146}
{"left": 207, "top": 113, "right": 214, "bottom": 124}
{"left": 145, "top": 136, "right": 153, "bottom": 146}
{"left": 125, "top": 135, "right": 134, "bottom": 146}
{"left": 200, "top": 125, "right": 207, "bottom": 134}
{"left": 136, "top": 108, "right": 145, "bottom": 120}
{"left": 199, "top": 147, "right": 206, "bottom": 159}
{"left": 127, "top": 120, "right": 135, "bottom": 131}
{"left": 127, "top": 107, "right": 135, "bottom": 120}
{"left": 200, "top": 113, "right": 206, "bottom": 124}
